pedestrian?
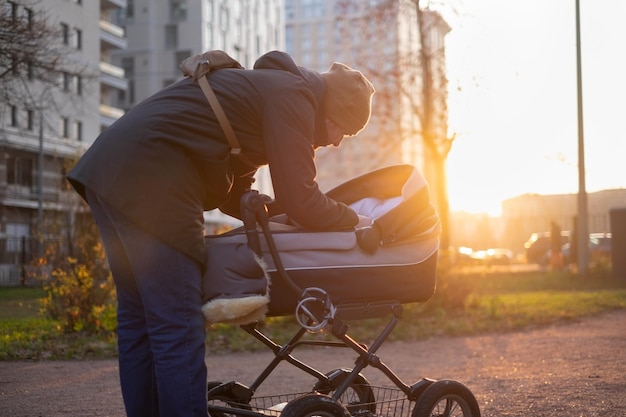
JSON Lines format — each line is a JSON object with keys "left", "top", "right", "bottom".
{"left": 66, "top": 50, "right": 375, "bottom": 417}
{"left": 550, "top": 221, "right": 563, "bottom": 269}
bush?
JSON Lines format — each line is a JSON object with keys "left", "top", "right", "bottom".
{"left": 39, "top": 257, "right": 116, "bottom": 334}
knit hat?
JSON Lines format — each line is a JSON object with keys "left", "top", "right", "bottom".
{"left": 321, "top": 62, "right": 375, "bottom": 136}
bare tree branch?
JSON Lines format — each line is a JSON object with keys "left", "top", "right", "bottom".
{"left": 0, "top": 0, "right": 96, "bottom": 111}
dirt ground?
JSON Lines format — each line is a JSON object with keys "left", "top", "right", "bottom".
{"left": 1, "top": 309, "right": 625, "bottom": 417}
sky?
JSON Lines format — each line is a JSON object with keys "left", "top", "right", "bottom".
{"left": 439, "top": 0, "right": 626, "bottom": 215}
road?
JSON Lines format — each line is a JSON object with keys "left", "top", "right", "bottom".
{"left": 1, "top": 309, "right": 625, "bottom": 416}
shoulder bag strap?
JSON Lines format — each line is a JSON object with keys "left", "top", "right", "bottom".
{"left": 197, "top": 76, "right": 255, "bottom": 167}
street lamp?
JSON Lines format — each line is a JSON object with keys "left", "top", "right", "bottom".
{"left": 575, "top": 0, "right": 588, "bottom": 275}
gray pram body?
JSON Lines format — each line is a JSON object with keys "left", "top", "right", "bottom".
{"left": 202, "top": 164, "right": 440, "bottom": 322}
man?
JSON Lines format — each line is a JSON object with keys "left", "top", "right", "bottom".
{"left": 67, "top": 50, "right": 374, "bottom": 417}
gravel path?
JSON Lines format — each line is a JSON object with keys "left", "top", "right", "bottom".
{"left": 1, "top": 309, "right": 625, "bottom": 417}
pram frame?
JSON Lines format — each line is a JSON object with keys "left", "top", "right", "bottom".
{"left": 206, "top": 190, "right": 481, "bottom": 417}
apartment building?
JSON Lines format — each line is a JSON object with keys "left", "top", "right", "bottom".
{"left": 0, "top": 0, "right": 127, "bottom": 284}
{"left": 285, "top": 0, "right": 451, "bottom": 193}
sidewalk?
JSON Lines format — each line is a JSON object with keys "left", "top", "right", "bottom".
{"left": 2, "top": 309, "right": 625, "bottom": 417}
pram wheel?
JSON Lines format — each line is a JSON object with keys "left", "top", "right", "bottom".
{"left": 313, "top": 368, "right": 376, "bottom": 415}
{"left": 281, "top": 393, "right": 350, "bottom": 417}
{"left": 412, "top": 380, "right": 480, "bottom": 417}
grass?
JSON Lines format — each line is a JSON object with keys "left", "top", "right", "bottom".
{"left": 2, "top": 269, "right": 626, "bottom": 360}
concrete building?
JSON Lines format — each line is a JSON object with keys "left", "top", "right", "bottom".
{"left": 0, "top": 0, "right": 127, "bottom": 284}
{"left": 285, "top": 0, "right": 451, "bottom": 193}
{"left": 112, "top": 0, "right": 284, "bottom": 228}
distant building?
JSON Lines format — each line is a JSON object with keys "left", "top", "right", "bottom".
{"left": 449, "top": 189, "right": 626, "bottom": 255}
{"left": 285, "top": 0, "right": 451, "bottom": 193}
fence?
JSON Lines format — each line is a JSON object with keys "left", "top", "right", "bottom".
{"left": 0, "top": 237, "right": 65, "bottom": 286}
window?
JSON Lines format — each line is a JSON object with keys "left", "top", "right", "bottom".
{"left": 7, "top": 156, "right": 33, "bottom": 187}
{"left": 170, "top": 0, "right": 187, "bottom": 21}
{"left": 63, "top": 72, "right": 71, "bottom": 91}
{"left": 24, "top": 7, "right": 33, "bottom": 28}
{"left": 74, "top": 28, "right": 82, "bottom": 50}
{"left": 61, "top": 23, "right": 69, "bottom": 45}
{"left": 7, "top": 1, "right": 17, "bottom": 20}
{"left": 26, "top": 109, "right": 34, "bottom": 131}
{"left": 61, "top": 117, "right": 70, "bottom": 138}
{"left": 165, "top": 24, "right": 178, "bottom": 49}
{"left": 75, "top": 121, "right": 83, "bottom": 141}
{"left": 10, "top": 105, "right": 18, "bottom": 127}
{"left": 76, "top": 75, "right": 82, "bottom": 95}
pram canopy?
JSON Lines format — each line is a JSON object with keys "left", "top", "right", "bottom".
{"left": 202, "top": 164, "right": 440, "bottom": 323}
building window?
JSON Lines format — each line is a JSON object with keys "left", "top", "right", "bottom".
{"left": 219, "top": 3, "right": 229, "bottom": 32}
{"left": 10, "top": 105, "right": 18, "bottom": 127}
{"left": 75, "top": 121, "right": 82, "bottom": 141}
{"left": 170, "top": 0, "right": 187, "bottom": 21}
{"left": 26, "top": 109, "right": 34, "bottom": 131}
{"left": 61, "top": 22, "right": 69, "bottom": 45}
{"left": 165, "top": 24, "right": 178, "bottom": 49}
{"left": 74, "top": 28, "right": 82, "bottom": 50}
{"left": 76, "top": 75, "right": 82, "bottom": 95}
{"left": 7, "top": 156, "right": 33, "bottom": 188}
{"left": 63, "top": 72, "right": 71, "bottom": 91}
{"left": 7, "top": 1, "right": 17, "bottom": 20}
{"left": 24, "top": 7, "right": 33, "bottom": 28}
{"left": 61, "top": 117, "right": 70, "bottom": 138}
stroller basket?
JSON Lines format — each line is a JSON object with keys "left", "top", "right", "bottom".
{"left": 210, "top": 387, "right": 413, "bottom": 417}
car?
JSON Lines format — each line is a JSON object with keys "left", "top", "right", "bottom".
{"left": 470, "top": 248, "right": 514, "bottom": 266}
{"left": 561, "top": 232, "right": 612, "bottom": 263}
{"left": 524, "top": 231, "right": 570, "bottom": 265}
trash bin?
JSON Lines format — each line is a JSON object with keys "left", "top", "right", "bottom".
{"left": 610, "top": 208, "right": 626, "bottom": 279}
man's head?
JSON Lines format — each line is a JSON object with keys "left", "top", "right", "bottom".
{"left": 321, "top": 62, "right": 375, "bottom": 137}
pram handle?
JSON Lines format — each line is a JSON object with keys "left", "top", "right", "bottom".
{"left": 240, "top": 191, "right": 303, "bottom": 297}
{"left": 240, "top": 191, "right": 270, "bottom": 257}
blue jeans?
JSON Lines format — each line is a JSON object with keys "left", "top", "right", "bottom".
{"left": 86, "top": 189, "right": 207, "bottom": 417}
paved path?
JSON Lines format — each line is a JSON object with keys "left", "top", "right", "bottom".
{"left": 1, "top": 309, "right": 625, "bottom": 416}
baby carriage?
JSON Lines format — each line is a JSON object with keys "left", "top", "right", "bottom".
{"left": 202, "top": 165, "right": 481, "bottom": 417}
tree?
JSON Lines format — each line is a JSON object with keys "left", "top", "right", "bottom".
{"left": 334, "top": 0, "right": 456, "bottom": 250}
{"left": 0, "top": 0, "right": 95, "bottom": 113}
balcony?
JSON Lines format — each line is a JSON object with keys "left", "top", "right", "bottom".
{"left": 100, "top": 19, "right": 127, "bottom": 50}
{"left": 100, "top": 61, "right": 128, "bottom": 91}
{"left": 100, "top": 103, "right": 125, "bottom": 128}
{"left": 101, "top": 0, "right": 127, "bottom": 10}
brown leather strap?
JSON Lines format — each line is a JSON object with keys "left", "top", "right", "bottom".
{"left": 197, "top": 77, "right": 256, "bottom": 167}
{"left": 198, "top": 76, "right": 242, "bottom": 156}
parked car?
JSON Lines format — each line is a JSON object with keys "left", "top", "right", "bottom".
{"left": 524, "top": 231, "right": 570, "bottom": 265}
{"left": 561, "top": 232, "right": 612, "bottom": 263}
{"left": 470, "top": 248, "right": 514, "bottom": 266}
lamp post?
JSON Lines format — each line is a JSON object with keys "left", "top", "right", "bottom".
{"left": 575, "top": 0, "right": 588, "bottom": 275}
{"left": 37, "top": 107, "right": 44, "bottom": 258}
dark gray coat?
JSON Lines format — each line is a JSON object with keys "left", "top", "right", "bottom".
{"left": 67, "top": 51, "right": 358, "bottom": 265}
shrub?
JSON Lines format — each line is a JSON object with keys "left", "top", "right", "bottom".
{"left": 39, "top": 257, "right": 116, "bottom": 334}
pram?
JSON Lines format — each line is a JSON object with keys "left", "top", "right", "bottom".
{"left": 203, "top": 165, "right": 481, "bottom": 417}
